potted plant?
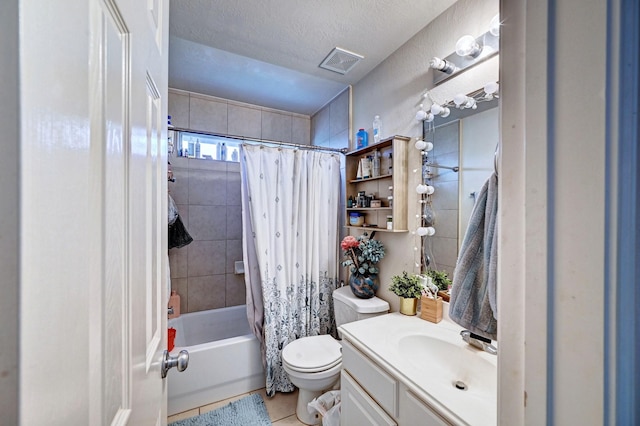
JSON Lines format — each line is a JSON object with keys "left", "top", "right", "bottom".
{"left": 389, "top": 271, "right": 424, "bottom": 315}
{"left": 341, "top": 234, "right": 386, "bottom": 299}
{"left": 425, "top": 269, "right": 452, "bottom": 292}
{"left": 420, "top": 272, "right": 448, "bottom": 323}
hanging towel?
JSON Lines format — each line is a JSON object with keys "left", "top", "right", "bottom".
{"left": 168, "top": 194, "right": 193, "bottom": 249}
{"left": 449, "top": 172, "right": 498, "bottom": 341}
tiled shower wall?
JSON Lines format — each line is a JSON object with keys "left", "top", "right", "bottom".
{"left": 168, "top": 157, "right": 244, "bottom": 313}
{"left": 427, "top": 121, "right": 460, "bottom": 277}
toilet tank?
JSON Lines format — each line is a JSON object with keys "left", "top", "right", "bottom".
{"left": 333, "top": 285, "right": 389, "bottom": 328}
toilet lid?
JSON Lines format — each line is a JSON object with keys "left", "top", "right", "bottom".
{"left": 282, "top": 335, "right": 342, "bottom": 372}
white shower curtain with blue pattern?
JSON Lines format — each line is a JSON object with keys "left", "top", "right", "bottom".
{"left": 240, "top": 144, "right": 340, "bottom": 396}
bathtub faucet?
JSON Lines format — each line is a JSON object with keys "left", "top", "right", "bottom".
{"left": 460, "top": 330, "right": 497, "bottom": 355}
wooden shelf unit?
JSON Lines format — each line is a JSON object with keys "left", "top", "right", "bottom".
{"left": 345, "top": 135, "right": 410, "bottom": 233}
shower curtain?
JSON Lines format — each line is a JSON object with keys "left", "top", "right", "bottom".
{"left": 240, "top": 144, "right": 340, "bottom": 396}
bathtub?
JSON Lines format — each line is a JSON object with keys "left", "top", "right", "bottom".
{"left": 167, "top": 305, "right": 265, "bottom": 415}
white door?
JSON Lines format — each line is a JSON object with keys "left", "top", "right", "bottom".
{"left": 20, "top": 0, "right": 169, "bottom": 424}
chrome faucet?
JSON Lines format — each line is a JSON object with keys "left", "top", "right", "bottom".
{"left": 460, "top": 330, "right": 497, "bottom": 355}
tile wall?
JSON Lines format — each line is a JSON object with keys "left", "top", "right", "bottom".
{"left": 427, "top": 121, "right": 460, "bottom": 276}
{"left": 168, "top": 157, "right": 244, "bottom": 313}
{"left": 169, "top": 88, "right": 311, "bottom": 145}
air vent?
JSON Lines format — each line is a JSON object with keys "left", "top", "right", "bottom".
{"left": 319, "top": 47, "right": 364, "bottom": 75}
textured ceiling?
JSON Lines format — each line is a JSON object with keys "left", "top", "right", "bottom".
{"left": 169, "top": 0, "right": 457, "bottom": 115}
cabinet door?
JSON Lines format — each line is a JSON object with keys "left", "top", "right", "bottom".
{"left": 341, "top": 371, "right": 397, "bottom": 426}
{"left": 399, "top": 386, "right": 452, "bottom": 426}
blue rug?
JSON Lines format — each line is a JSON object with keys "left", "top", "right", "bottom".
{"left": 169, "top": 393, "right": 272, "bottom": 426}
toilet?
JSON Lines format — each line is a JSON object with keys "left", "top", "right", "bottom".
{"left": 282, "top": 285, "right": 389, "bottom": 425}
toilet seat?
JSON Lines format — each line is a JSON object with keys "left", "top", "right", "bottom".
{"left": 282, "top": 335, "right": 342, "bottom": 373}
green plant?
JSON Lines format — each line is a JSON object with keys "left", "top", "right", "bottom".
{"left": 389, "top": 271, "right": 424, "bottom": 299}
{"left": 425, "top": 269, "right": 452, "bottom": 291}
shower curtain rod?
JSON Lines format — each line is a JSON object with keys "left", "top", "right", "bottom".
{"left": 170, "top": 127, "right": 348, "bottom": 154}
{"left": 426, "top": 163, "right": 459, "bottom": 172}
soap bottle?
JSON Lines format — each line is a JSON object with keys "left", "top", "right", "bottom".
{"left": 195, "top": 138, "right": 201, "bottom": 159}
{"left": 168, "top": 290, "right": 180, "bottom": 319}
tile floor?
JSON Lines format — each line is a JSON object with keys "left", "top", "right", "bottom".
{"left": 167, "top": 388, "right": 307, "bottom": 425}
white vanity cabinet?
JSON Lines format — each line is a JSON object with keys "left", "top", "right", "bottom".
{"left": 340, "top": 339, "right": 451, "bottom": 426}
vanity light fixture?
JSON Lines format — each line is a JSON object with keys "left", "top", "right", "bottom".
{"left": 429, "top": 14, "right": 500, "bottom": 85}
{"left": 428, "top": 57, "right": 456, "bottom": 74}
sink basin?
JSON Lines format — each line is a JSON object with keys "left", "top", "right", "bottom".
{"left": 398, "top": 334, "right": 496, "bottom": 396}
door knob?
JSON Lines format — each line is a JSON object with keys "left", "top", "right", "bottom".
{"left": 161, "top": 349, "right": 189, "bottom": 378}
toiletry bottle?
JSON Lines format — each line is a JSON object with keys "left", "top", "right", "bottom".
{"left": 168, "top": 290, "right": 181, "bottom": 319}
{"left": 220, "top": 143, "right": 226, "bottom": 160}
{"left": 356, "top": 128, "right": 368, "bottom": 149}
{"left": 373, "top": 115, "right": 382, "bottom": 143}
{"left": 195, "top": 138, "right": 201, "bottom": 158}
{"left": 372, "top": 150, "right": 380, "bottom": 177}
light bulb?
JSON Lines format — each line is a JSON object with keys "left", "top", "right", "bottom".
{"left": 490, "top": 14, "right": 500, "bottom": 37}
{"left": 415, "top": 110, "right": 427, "bottom": 121}
{"left": 415, "top": 139, "right": 428, "bottom": 150}
{"left": 453, "top": 93, "right": 467, "bottom": 107}
{"left": 423, "top": 141, "right": 434, "bottom": 152}
{"left": 464, "top": 97, "right": 476, "bottom": 109}
{"left": 484, "top": 81, "right": 499, "bottom": 95}
{"left": 430, "top": 104, "right": 443, "bottom": 115}
{"left": 425, "top": 227, "right": 436, "bottom": 236}
{"left": 429, "top": 57, "right": 455, "bottom": 74}
{"left": 456, "top": 35, "right": 482, "bottom": 57}
{"left": 416, "top": 184, "right": 429, "bottom": 194}
{"left": 425, "top": 185, "right": 435, "bottom": 195}
{"left": 416, "top": 227, "right": 429, "bottom": 237}
{"left": 441, "top": 107, "right": 451, "bottom": 118}
{"left": 425, "top": 112, "right": 435, "bottom": 122}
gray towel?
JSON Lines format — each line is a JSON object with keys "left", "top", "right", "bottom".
{"left": 449, "top": 172, "right": 498, "bottom": 341}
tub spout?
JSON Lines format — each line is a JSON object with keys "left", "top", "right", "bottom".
{"left": 460, "top": 330, "right": 497, "bottom": 355}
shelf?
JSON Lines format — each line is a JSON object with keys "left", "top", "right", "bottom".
{"left": 349, "top": 174, "right": 392, "bottom": 184}
{"left": 346, "top": 226, "right": 408, "bottom": 233}
{"left": 345, "top": 135, "right": 410, "bottom": 233}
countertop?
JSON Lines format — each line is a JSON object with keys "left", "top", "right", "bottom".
{"left": 339, "top": 306, "right": 497, "bottom": 425}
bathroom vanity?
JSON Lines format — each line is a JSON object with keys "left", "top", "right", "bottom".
{"left": 338, "top": 309, "right": 497, "bottom": 426}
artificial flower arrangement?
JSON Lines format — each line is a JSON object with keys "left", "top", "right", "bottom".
{"left": 340, "top": 234, "right": 385, "bottom": 276}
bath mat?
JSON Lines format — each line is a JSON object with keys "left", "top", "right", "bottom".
{"left": 169, "top": 393, "right": 272, "bottom": 426}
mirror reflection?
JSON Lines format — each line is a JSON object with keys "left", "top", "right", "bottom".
{"left": 422, "top": 99, "right": 498, "bottom": 277}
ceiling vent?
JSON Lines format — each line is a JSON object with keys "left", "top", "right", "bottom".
{"left": 319, "top": 47, "right": 364, "bottom": 75}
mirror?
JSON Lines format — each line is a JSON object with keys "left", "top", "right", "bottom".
{"left": 422, "top": 98, "right": 499, "bottom": 277}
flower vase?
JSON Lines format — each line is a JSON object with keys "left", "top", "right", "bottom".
{"left": 399, "top": 297, "right": 418, "bottom": 315}
{"left": 349, "top": 273, "right": 379, "bottom": 299}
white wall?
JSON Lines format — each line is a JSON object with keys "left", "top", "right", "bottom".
{"left": 352, "top": 0, "right": 499, "bottom": 313}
